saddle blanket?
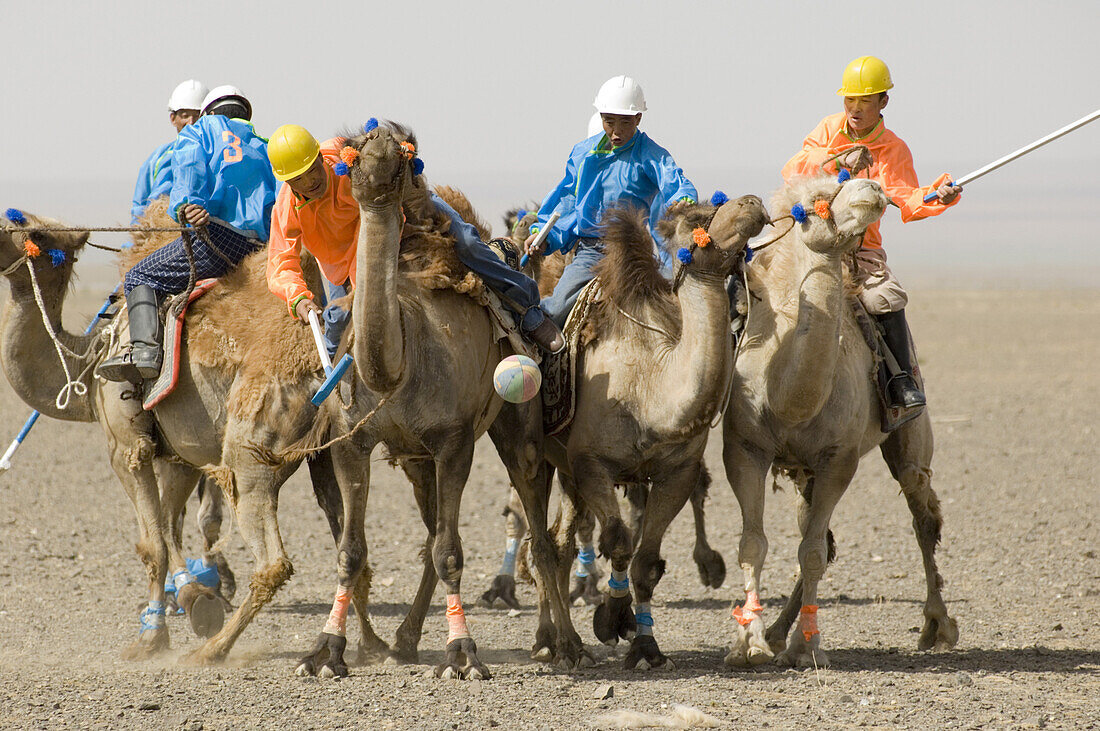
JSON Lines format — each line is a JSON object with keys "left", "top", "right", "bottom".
{"left": 142, "top": 279, "right": 219, "bottom": 411}
{"left": 542, "top": 278, "right": 602, "bottom": 436}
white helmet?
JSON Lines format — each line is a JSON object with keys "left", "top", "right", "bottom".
{"left": 167, "top": 79, "right": 208, "bottom": 112}
{"left": 201, "top": 85, "right": 253, "bottom": 120}
{"left": 587, "top": 112, "right": 604, "bottom": 138}
{"left": 593, "top": 75, "right": 646, "bottom": 115}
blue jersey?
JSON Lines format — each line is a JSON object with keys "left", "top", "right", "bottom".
{"left": 169, "top": 115, "right": 277, "bottom": 241}
{"left": 534, "top": 131, "right": 697, "bottom": 255}
{"left": 131, "top": 140, "right": 176, "bottom": 223}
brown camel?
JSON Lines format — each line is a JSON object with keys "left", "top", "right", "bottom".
{"left": 540, "top": 196, "right": 768, "bottom": 669}
{"left": 0, "top": 210, "right": 364, "bottom": 663}
{"left": 722, "top": 174, "right": 958, "bottom": 668}
{"left": 292, "top": 122, "right": 578, "bottom": 681}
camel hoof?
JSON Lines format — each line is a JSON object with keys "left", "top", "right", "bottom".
{"left": 467, "top": 667, "right": 486, "bottom": 681}
{"left": 693, "top": 548, "right": 726, "bottom": 589}
{"left": 296, "top": 631, "right": 348, "bottom": 678}
{"left": 724, "top": 649, "right": 749, "bottom": 668}
{"left": 295, "top": 663, "right": 312, "bottom": 677}
{"left": 178, "top": 583, "right": 225, "bottom": 639}
{"left": 624, "top": 635, "right": 669, "bottom": 671}
{"left": 594, "top": 594, "right": 635, "bottom": 646}
{"left": 570, "top": 574, "right": 603, "bottom": 606}
{"left": 356, "top": 639, "right": 392, "bottom": 666}
{"left": 478, "top": 574, "right": 521, "bottom": 610}
{"left": 435, "top": 637, "right": 491, "bottom": 681}
{"left": 319, "top": 665, "right": 336, "bottom": 679}
{"left": 579, "top": 652, "right": 596, "bottom": 668}
{"left": 180, "top": 647, "right": 223, "bottom": 667}
{"left": 120, "top": 628, "right": 170, "bottom": 661}
{"left": 919, "top": 615, "right": 959, "bottom": 651}
{"left": 532, "top": 646, "right": 554, "bottom": 663}
{"left": 440, "top": 666, "right": 460, "bottom": 680}
{"left": 747, "top": 646, "right": 773, "bottom": 665}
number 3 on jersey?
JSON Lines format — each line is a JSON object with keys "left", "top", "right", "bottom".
{"left": 222, "top": 131, "right": 243, "bottom": 163}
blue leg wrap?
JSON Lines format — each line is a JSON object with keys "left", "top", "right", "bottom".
{"left": 186, "top": 557, "right": 220, "bottom": 588}
{"left": 139, "top": 601, "right": 166, "bottom": 634}
{"left": 575, "top": 545, "right": 597, "bottom": 578}
{"left": 608, "top": 571, "right": 630, "bottom": 598}
{"left": 499, "top": 538, "right": 520, "bottom": 576}
{"left": 635, "top": 602, "right": 654, "bottom": 636}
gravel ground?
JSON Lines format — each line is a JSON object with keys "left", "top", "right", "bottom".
{"left": 1, "top": 288, "right": 1098, "bottom": 730}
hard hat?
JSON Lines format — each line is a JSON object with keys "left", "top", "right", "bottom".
{"left": 837, "top": 56, "right": 894, "bottom": 96}
{"left": 268, "top": 124, "right": 321, "bottom": 181}
{"left": 167, "top": 79, "right": 208, "bottom": 112}
{"left": 201, "top": 85, "right": 253, "bottom": 119}
{"left": 587, "top": 112, "right": 603, "bottom": 138}
{"left": 593, "top": 75, "right": 646, "bottom": 115}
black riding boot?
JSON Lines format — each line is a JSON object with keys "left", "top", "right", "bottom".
{"left": 727, "top": 275, "right": 743, "bottom": 339}
{"left": 875, "top": 309, "right": 925, "bottom": 409}
{"left": 97, "top": 285, "right": 164, "bottom": 382}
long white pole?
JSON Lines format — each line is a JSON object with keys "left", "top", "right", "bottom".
{"left": 519, "top": 211, "right": 560, "bottom": 267}
{"left": 923, "top": 108, "right": 1100, "bottom": 202}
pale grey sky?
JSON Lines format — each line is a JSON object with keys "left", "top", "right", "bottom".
{"left": 1, "top": 0, "right": 1098, "bottom": 286}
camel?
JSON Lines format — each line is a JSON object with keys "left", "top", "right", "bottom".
{"left": 537, "top": 195, "right": 768, "bottom": 669}
{"left": 0, "top": 210, "right": 363, "bottom": 663}
{"left": 721, "top": 174, "right": 958, "bottom": 668}
{"left": 291, "top": 122, "right": 578, "bottom": 680}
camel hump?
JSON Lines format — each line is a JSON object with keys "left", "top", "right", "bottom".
{"left": 593, "top": 205, "right": 671, "bottom": 312}
{"left": 433, "top": 185, "right": 491, "bottom": 241}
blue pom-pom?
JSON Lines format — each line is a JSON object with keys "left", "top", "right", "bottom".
{"left": 743, "top": 246, "right": 754, "bottom": 263}
{"left": 791, "top": 203, "right": 808, "bottom": 223}
{"left": 363, "top": 118, "right": 378, "bottom": 133}
{"left": 412, "top": 157, "right": 424, "bottom": 176}
{"left": 5, "top": 208, "right": 27, "bottom": 225}
{"left": 516, "top": 209, "right": 528, "bottom": 220}
{"left": 677, "top": 247, "right": 693, "bottom": 264}
{"left": 710, "top": 190, "right": 729, "bottom": 207}
{"left": 334, "top": 162, "right": 348, "bottom": 176}
{"left": 46, "top": 249, "right": 67, "bottom": 267}
{"left": 837, "top": 168, "right": 852, "bottom": 183}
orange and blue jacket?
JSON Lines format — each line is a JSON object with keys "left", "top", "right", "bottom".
{"left": 781, "top": 112, "right": 959, "bottom": 249}
{"left": 266, "top": 138, "right": 360, "bottom": 315}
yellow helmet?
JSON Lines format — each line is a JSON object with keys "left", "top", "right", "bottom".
{"left": 268, "top": 124, "right": 321, "bottom": 181}
{"left": 837, "top": 56, "right": 894, "bottom": 97}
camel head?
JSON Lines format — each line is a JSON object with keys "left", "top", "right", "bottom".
{"left": 339, "top": 120, "right": 422, "bottom": 209}
{"left": 0, "top": 210, "right": 87, "bottom": 293}
{"left": 770, "top": 175, "right": 888, "bottom": 255}
{"left": 658, "top": 194, "right": 768, "bottom": 277}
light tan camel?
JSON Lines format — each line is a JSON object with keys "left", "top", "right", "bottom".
{"left": 540, "top": 196, "right": 768, "bottom": 669}
{"left": 0, "top": 211, "right": 364, "bottom": 663}
{"left": 722, "top": 175, "right": 958, "bottom": 668}
{"left": 291, "top": 122, "right": 578, "bottom": 680}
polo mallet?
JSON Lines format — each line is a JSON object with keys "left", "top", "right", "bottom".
{"left": 519, "top": 211, "right": 560, "bottom": 267}
{"left": 1, "top": 286, "right": 119, "bottom": 471}
{"left": 923, "top": 108, "right": 1100, "bottom": 203}
{"left": 307, "top": 308, "right": 353, "bottom": 406}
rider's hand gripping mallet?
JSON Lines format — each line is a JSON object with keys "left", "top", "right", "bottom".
{"left": 519, "top": 211, "right": 560, "bottom": 267}
{"left": 307, "top": 308, "right": 353, "bottom": 406}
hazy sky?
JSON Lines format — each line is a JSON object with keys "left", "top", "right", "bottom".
{"left": 1, "top": 0, "right": 1098, "bottom": 286}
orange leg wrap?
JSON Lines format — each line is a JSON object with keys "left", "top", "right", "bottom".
{"left": 731, "top": 590, "right": 763, "bottom": 626}
{"left": 446, "top": 593, "right": 470, "bottom": 642}
{"left": 799, "top": 604, "right": 819, "bottom": 642}
{"left": 323, "top": 584, "right": 352, "bottom": 636}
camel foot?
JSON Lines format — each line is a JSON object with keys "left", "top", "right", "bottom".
{"left": 209, "top": 553, "right": 236, "bottom": 602}
{"left": 177, "top": 583, "right": 225, "bottom": 639}
{"left": 478, "top": 574, "right": 520, "bottom": 610}
{"left": 356, "top": 635, "right": 392, "bottom": 666}
{"left": 552, "top": 632, "right": 592, "bottom": 670}
{"left": 295, "top": 632, "right": 348, "bottom": 678}
{"left": 120, "top": 627, "right": 170, "bottom": 661}
{"left": 180, "top": 643, "right": 227, "bottom": 667}
{"left": 725, "top": 621, "right": 774, "bottom": 668}
{"left": 693, "top": 547, "right": 726, "bottom": 590}
{"left": 387, "top": 642, "right": 419, "bottom": 665}
{"left": 624, "top": 635, "right": 672, "bottom": 671}
{"left": 434, "top": 637, "right": 490, "bottom": 681}
{"left": 918, "top": 613, "right": 959, "bottom": 652}
{"left": 570, "top": 574, "right": 603, "bottom": 606}
{"left": 775, "top": 635, "right": 829, "bottom": 668}
{"left": 593, "top": 594, "right": 635, "bottom": 646}
{"left": 764, "top": 620, "right": 789, "bottom": 656}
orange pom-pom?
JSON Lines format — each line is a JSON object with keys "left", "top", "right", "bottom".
{"left": 339, "top": 146, "right": 360, "bottom": 166}
{"left": 399, "top": 141, "right": 416, "bottom": 159}
{"left": 692, "top": 227, "right": 711, "bottom": 247}
{"left": 23, "top": 238, "right": 41, "bottom": 258}
{"left": 813, "top": 199, "right": 831, "bottom": 220}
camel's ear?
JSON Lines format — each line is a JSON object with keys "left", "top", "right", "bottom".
{"left": 657, "top": 199, "right": 694, "bottom": 241}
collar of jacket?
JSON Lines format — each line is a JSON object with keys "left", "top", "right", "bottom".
{"left": 842, "top": 116, "right": 885, "bottom": 145}
{"left": 591, "top": 131, "right": 640, "bottom": 156}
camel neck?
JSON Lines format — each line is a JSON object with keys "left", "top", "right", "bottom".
{"left": 352, "top": 202, "right": 406, "bottom": 393}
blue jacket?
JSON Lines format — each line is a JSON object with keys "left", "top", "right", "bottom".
{"left": 534, "top": 131, "right": 697, "bottom": 255}
{"left": 131, "top": 140, "right": 176, "bottom": 223}
{"left": 169, "top": 116, "right": 276, "bottom": 241}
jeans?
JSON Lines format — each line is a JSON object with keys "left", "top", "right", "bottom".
{"left": 320, "top": 278, "right": 351, "bottom": 361}
{"left": 541, "top": 241, "right": 604, "bottom": 328}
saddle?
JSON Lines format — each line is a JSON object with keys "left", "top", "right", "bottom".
{"left": 541, "top": 278, "right": 602, "bottom": 436}
{"left": 849, "top": 299, "right": 925, "bottom": 432}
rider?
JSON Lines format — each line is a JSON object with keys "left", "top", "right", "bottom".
{"left": 781, "top": 56, "right": 962, "bottom": 409}
{"left": 264, "top": 123, "right": 565, "bottom": 355}
{"left": 99, "top": 86, "right": 277, "bottom": 382}
{"left": 525, "top": 76, "right": 698, "bottom": 327}
{"left": 130, "top": 79, "right": 208, "bottom": 223}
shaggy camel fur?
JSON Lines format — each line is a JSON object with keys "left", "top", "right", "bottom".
{"left": 293, "top": 122, "right": 578, "bottom": 680}
{"left": 0, "top": 209, "right": 361, "bottom": 663}
{"left": 540, "top": 197, "right": 768, "bottom": 669}
{"left": 722, "top": 175, "right": 958, "bottom": 669}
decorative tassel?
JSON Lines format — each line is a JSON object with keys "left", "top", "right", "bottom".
{"left": 692, "top": 227, "right": 711, "bottom": 247}
{"left": 5, "top": 208, "right": 27, "bottom": 225}
{"left": 23, "top": 239, "right": 41, "bottom": 257}
{"left": 790, "top": 203, "right": 807, "bottom": 223}
{"left": 46, "top": 249, "right": 67, "bottom": 266}
{"left": 339, "top": 146, "right": 360, "bottom": 165}
{"left": 412, "top": 157, "right": 424, "bottom": 176}
{"left": 363, "top": 117, "right": 378, "bottom": 133}
{"left": 743, "top": 246, "right": 754, "bottom": 263}
{"left": 516, "top": 209, "right": 528, "bottom": 221}
{"left": 813, "top": 199, "right": 831, "bottom": 219}
{"left": 709, "top": 190, "right": 729, "bottom": 207}
{"left": 333, "top": 162, "right": 348, "bottom": 176}
{"left": 399, "top": 141, "right": 416, "bottom": 159}
{"left": 837, "top": 168, "right": 852, "bottom": 183}
{"left": 677, "top": 247, "right": 693, "bottom": 264}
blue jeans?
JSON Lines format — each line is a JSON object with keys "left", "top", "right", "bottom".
{"left": 541, "top": 241, "right": 604, "bottom": 328}
{"left": 320, "top": 279, "right": 351, "bottom": 361}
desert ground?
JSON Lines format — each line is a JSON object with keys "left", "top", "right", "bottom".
{"left": 1, "top": 285, "right": 1097, "bottom": 730}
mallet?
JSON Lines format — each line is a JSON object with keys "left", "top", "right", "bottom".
{"left": 923, "top": 108, "right": 1100, "bottom": 202}
{"left": 519, "top": 211, "right": 560, "bottom": 267}
{"left": 307, "top": 309, "right": 353, "bottom": 406}
{"left": 1, "top": 288, "right": 118, "bottom": 471}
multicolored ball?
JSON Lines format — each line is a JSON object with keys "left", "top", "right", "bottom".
{"left": 493, "top": 354, "right": 542, "bottom": 403}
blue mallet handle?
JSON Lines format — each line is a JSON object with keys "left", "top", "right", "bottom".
{"left": 923, "top": 184, "right": 953, "bottom": 204}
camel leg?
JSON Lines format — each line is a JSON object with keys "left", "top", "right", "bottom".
{"left": 296, "top": 437, "right": 373, "bottom": 678}
{"left": 579, "top": 459, "right": 636, "bottom": 651}
{"left": 690, "top": 464, "right": 726, "bottom": 590}
{"left": 722, "top": 436, "right": 774, "bottom": 668}
{"left": 880, "top": 412, "right": 958, "bottom": 651}
{"left": 624, "top": 483, "right": 646, "bottom": 548}
{"left": 390, "top": 458, "right": 439, "bottom": 664}
{"left": 429, "top": 428, "right": 490, "bottom": 680}
{"left": 775, "top": 452, "right": 859, "bottom": 668}
{"left": 570, "top": 506, "right": 603, "bottom": 606}
{"left": 623, "top": 459, "right": 700, "bottom": 671}
{"left": 478, "top": 486, "right": 526, "bottom": 610}
{"left": 195, "top": 477, "right": 236, "bottom": 603}
{"left": 535, "top": 468, "right": 579, "bottom": 661}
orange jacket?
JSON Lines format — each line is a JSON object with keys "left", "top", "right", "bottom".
{"left": 781, "top": 112, "right": 959, "bottom": 249}
{"left": 266, "top": 138, "right": 360, "bottom": 315}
